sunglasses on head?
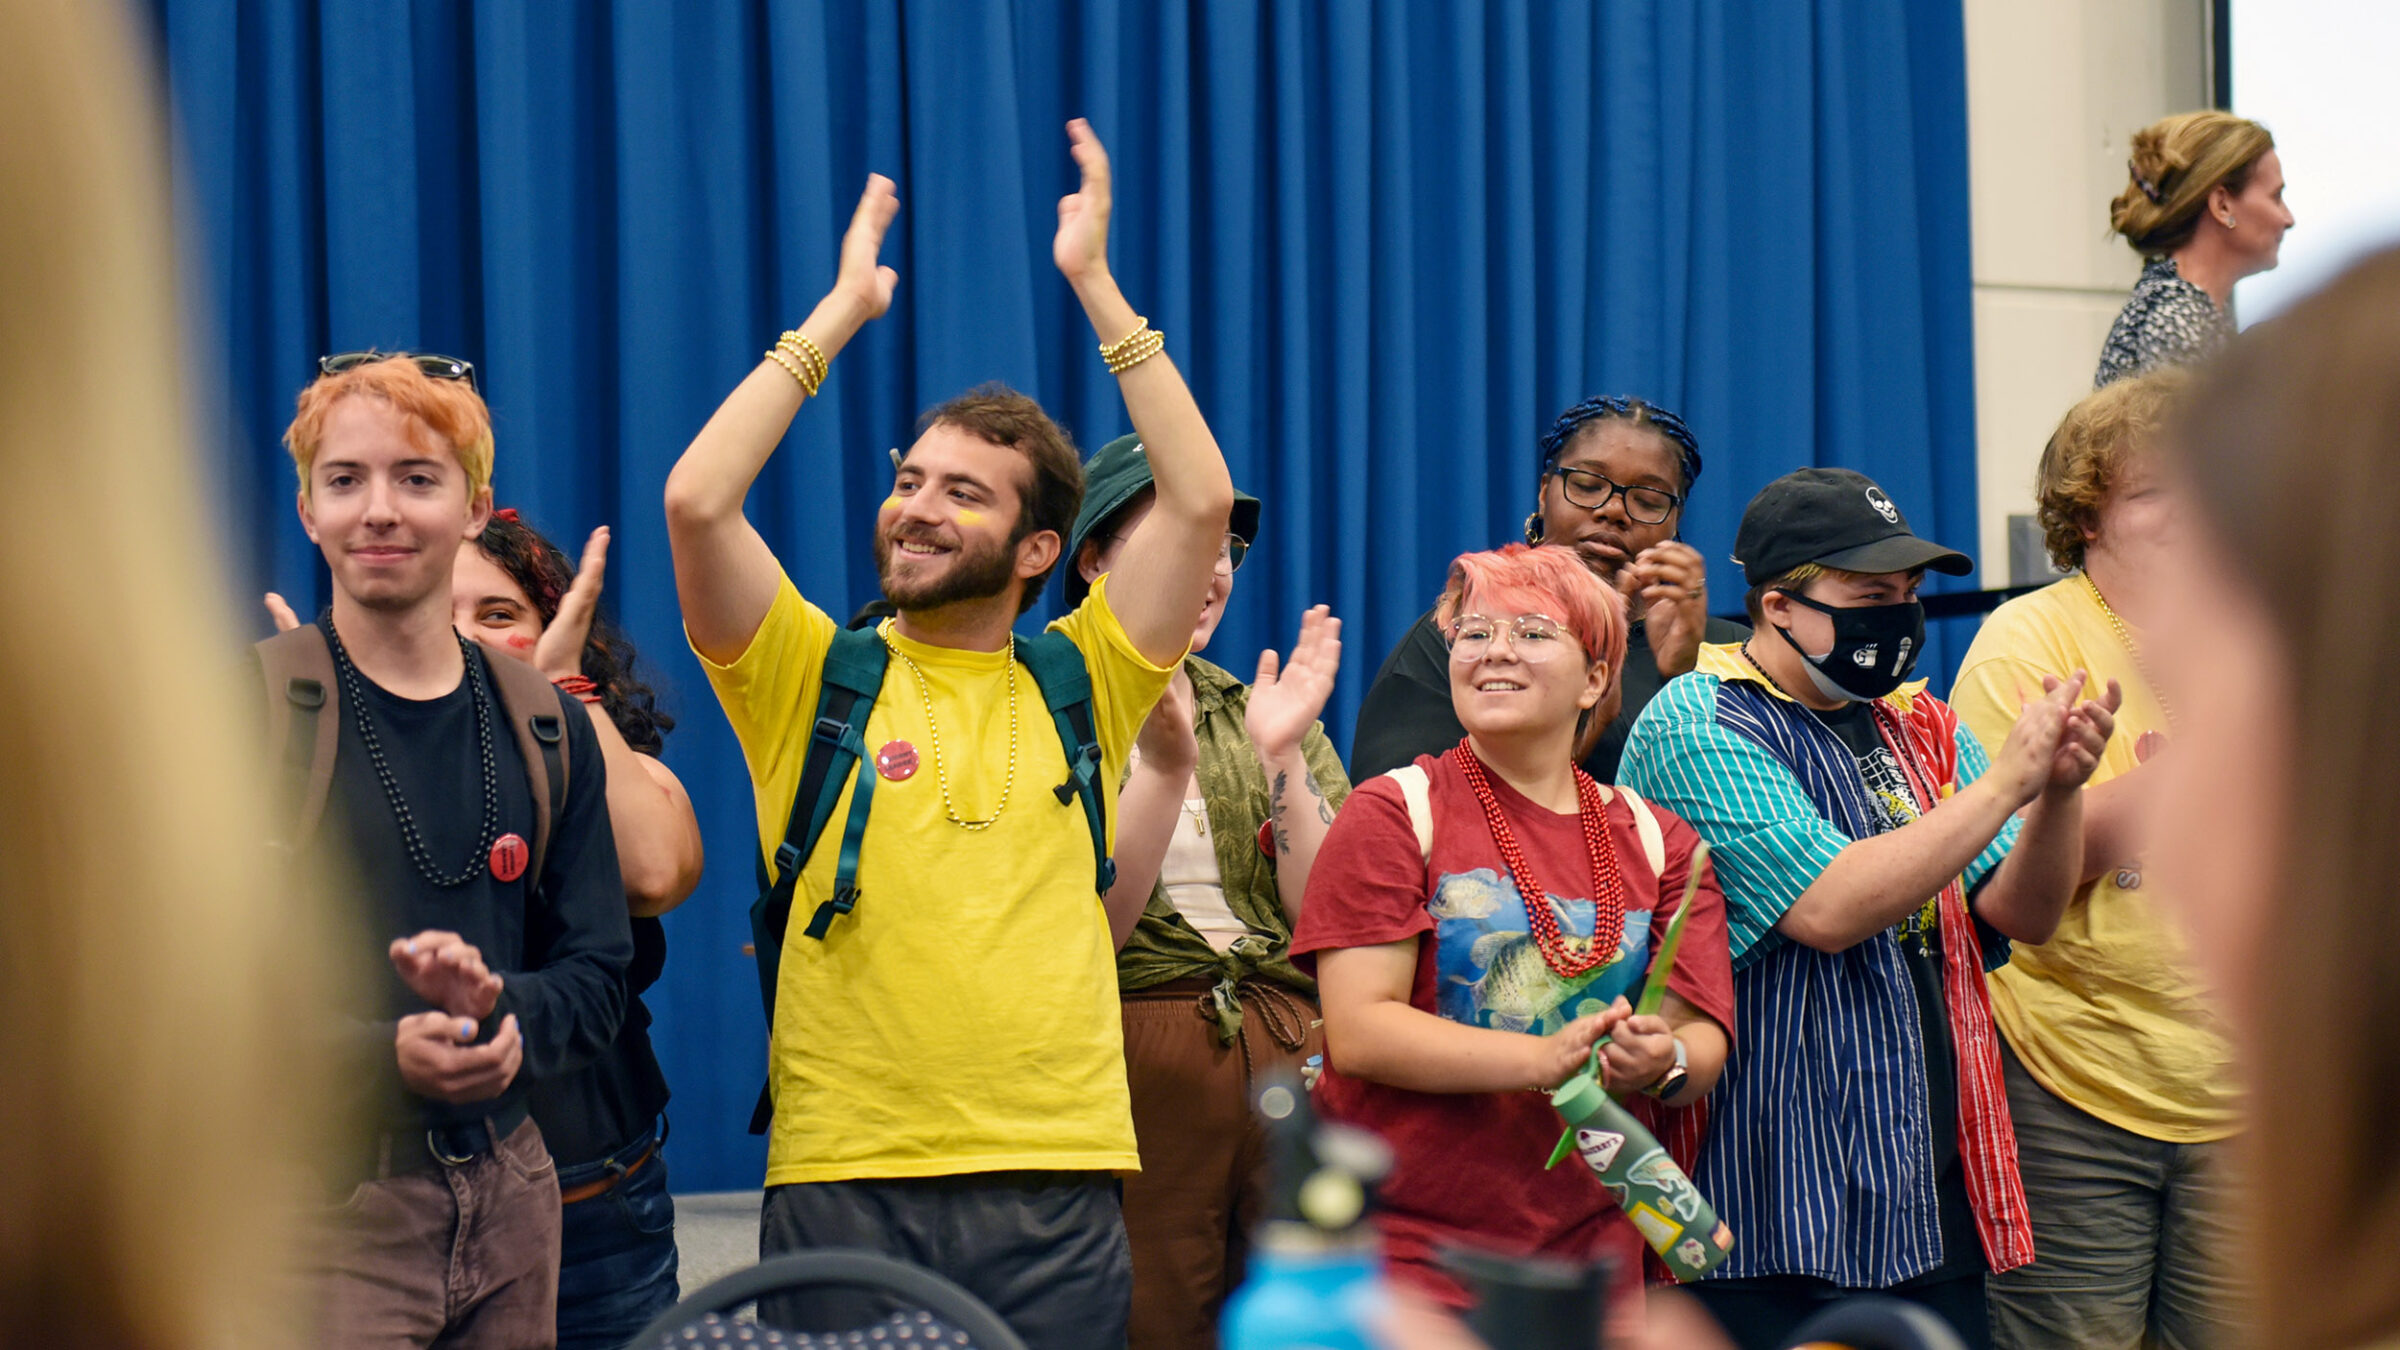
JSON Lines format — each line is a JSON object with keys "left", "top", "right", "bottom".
{"left": 317, "top": 350, "right": 478, "bottom": 392}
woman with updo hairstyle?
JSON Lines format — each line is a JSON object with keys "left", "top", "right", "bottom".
{"left": 2095, "top": 111, "right": 2292, "bottom": 387}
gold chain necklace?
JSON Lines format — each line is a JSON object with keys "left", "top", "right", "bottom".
{"left": 2082, "top": 571, "right": 2173, "bottom": 725}
{"left": 883, "top": 622, "right": 1020, "bottom": 830}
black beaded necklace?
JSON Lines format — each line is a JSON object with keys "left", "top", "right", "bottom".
{"left": 325, "top": 619, "right": 501, "bottom": 888}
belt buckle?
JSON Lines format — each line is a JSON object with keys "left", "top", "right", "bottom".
{"left": 426, "top": 1126, "right": 481, "bottom": 1167}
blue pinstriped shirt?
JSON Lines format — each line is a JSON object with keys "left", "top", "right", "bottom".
{"left": 1620, "top": 650, "right": 2019, "bottom": 1287}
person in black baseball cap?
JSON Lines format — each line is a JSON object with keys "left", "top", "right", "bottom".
{"left": 1618, "top": 466, "right": 2122, "bottom": 1349}
{"left": 1066, "top": 433, "right": 1352, "bottom": 1349}
{"left": 1732, "top": 466, "right": 1972, "bottom": 704}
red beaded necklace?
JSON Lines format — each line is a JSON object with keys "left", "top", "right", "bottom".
{"left": 1448, "top": 739, "right": 1627, "bottom": 977}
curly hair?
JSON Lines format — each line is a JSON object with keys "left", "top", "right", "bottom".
{"left": 474, "top": 510, "right": 675, "bottom": 755}
{"left": 2035, "top": 368, "right": 2190, "bottom": 571}
{"left": 2112, "top": 112, "right": 2275, "bottom": 257}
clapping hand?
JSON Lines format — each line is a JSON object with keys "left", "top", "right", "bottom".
{"left": 1244, "top": 605, "right": 1342, "bottom": 761}
{"left": 1054, "top": 119, "right": 1114, "bottom": 286}
{"left": 1622, "top": 542, "right": 1710, "bottom": 678}
{"left": 389, "top": 929, "right": 503, "bottom": 1020}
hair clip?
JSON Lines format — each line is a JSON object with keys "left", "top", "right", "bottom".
{"left": 494, "top": 507, "right": 522, "bottom": 523}
{"left": 2128, "top": 160, "right": 2166, "bottom": 204}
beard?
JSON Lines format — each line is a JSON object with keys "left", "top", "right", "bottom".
{"left": 875, "top": 522, "right": 1021, "bottom": 612}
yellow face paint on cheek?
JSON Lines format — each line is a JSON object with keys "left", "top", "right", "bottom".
{"left": 881, "top": 494, "right": 903, "bottom": 512}
{"left": 956, "top": 509, "right": 985, "bottom": 528}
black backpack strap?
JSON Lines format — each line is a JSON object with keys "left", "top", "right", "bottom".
{"left": 1018, "top": 631, "right": 1116, "bottom": 896}
{"left": 746, "top": 625, "right": 888, "bottom": 1134}
{"left": 485, "top": 649, "right": 571, "bottom": 883}
{"left": 256, "top": 625, "right": 341, "bottom": 851}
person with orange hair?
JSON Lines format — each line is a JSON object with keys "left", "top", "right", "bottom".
{"left": 1293, "top": 542, "right": 1736, "bottom": 1321}
{"left": 2097, "top": 111, "right": 2292, "bottom": 386}
{"left": 268, "top": 352, "right": 632, "bottom": 1348}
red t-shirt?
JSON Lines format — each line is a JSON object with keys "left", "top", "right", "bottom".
{"left": 1291, "top": 751, "right": 1737, "bottom": 1309}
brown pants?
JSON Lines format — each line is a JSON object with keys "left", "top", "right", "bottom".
{"left": 305, "top": 1115, "right": 564, "bottom": 1349}
{"left": 1121, "top": 978, "right": 1321, "bottom": 1350}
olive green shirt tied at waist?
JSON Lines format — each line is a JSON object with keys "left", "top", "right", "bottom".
{"left": 1116, "top": 655, "right": 1352, "bottom": 1041}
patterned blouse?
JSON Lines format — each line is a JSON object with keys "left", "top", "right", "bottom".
{"left": 2095, "top": 255, "right": 2232, "bottom": 387}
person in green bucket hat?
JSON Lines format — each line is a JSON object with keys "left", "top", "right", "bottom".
{"left": 1067, "top": 433, "right": 1350, "bottom": 1350}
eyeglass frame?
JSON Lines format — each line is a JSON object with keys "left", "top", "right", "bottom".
{"left": 1103, "top": 531, "right": 1251, "bottom": 574}
{"left": 1442, "top": 611, "right": 1580, "bottom": 664}
{"left": 317, "top": 350, "right": 479, "bottom": 393}
{"left": 1546, "top": 464, "right": 1682, "bottom": 525}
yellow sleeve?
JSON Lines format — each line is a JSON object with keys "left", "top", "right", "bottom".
{"left": 689, "top": 572, "right": 838, "bottom": 789}
{"left": 1048, "top": 572, "right": 1183, "bottom": 850}
{"left": 1950, "top": 603, "right": 2066, "bottom": 768}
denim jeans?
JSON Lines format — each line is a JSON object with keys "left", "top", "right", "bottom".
{"left": 556, "top": 1119, "right": 679, "bottom": 1350}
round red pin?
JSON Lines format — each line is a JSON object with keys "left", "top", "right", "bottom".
{"left": 876, "top": 739, "right": 920, "bottom": 782}
{"left": 490, "top": 832, "right": 530, "bottom": 882}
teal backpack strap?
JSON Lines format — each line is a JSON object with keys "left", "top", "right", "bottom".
{"left": 1018, "top": 631, "right": 1117, "bottom": 896}
{"left": 746, "top": 625, "right": 888, "bottom": 1134}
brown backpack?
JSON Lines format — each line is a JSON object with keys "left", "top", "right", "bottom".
{"left": 257, "top": 623, "right": 572, "bottom": 880}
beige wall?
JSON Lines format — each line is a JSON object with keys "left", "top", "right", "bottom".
{"left": 1964, "top": 0, "right": 2211, "bottom": 584}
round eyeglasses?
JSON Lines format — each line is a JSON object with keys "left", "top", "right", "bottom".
{"left": 1107, "top": 531, "right": 1250, "bottom": 575}
{"left": 1445, "top": 613, "right": 1577, "bottom": 664}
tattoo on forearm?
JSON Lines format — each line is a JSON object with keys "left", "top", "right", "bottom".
{"left": 1304, "top": 770, "right": 1335, "bottom": 825}
{"left": 1270, "top": 770, "right": 1293, "bottom": 855}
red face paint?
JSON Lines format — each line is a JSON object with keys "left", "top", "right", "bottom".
{"left": 503, "top": 632, "right": 536, "bottom": 653}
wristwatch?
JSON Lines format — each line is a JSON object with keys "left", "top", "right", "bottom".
{"left": 1644, "top": 1036, "right": 1690, "bottom": 1101}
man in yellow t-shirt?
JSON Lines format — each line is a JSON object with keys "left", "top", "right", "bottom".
{"left": 663, "top": 125, "right": 1236, "bottom": 1350}
{"left": 1952, "top": 371, "right": 2245, "bottom": 1350}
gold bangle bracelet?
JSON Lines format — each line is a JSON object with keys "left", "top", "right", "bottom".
{"left": 1098, "top": 317, "right": 1152, "bottom": 364}
{"left": 775, "top": 331, "right": 828, "bottom": 389}
{"left": 1104, "top": 328, "right": 1166, "bottom": 375}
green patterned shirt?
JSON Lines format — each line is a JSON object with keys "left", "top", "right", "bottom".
{"left": 1115, "top": 655, "right": 1352, "bottom": 1040}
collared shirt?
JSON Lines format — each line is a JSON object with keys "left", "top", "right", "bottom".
{"left": 1619, "top": 645, "right": 2032, "bottom": 1286}
{"left": 2095, "top": 255, "right": 2232, "bottom": 387}
{"left": 1116, "top": 655, "right": 1351, "bottom": 1037}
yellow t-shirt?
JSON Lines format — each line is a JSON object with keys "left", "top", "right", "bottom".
{"left": 697, "top": 572, "right": 1177, "bottom": 1184}
{"left": 1950, "top": 576, "right": 2237, "bottom": 1143}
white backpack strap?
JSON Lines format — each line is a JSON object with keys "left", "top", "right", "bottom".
{"left": 1386, "top": 764, "right": 1435, "bottom": 863}
{"left": 1613, "top": 784, "right": 1668, "bottom": 877}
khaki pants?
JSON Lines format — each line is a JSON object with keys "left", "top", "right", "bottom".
{"left": 1121, "top": 978, "right": 1320, "bottom": 1350}
{"left": 305, "top": 1115, "right": 564, "bottom": 1350}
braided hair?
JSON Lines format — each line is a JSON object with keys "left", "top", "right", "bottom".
{"left": 1536, "top": 395, "right": 1703, "bottom": 492}
{"left": 475, "top": 509, "right": 676, "bottom": 755}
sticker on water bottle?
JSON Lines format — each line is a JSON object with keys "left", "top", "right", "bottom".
{"left": 1628, "top": 1202, "right": 1683, "bottom": 1249}
{"left": 1576, "top": 1129, "right": 1625, "bottom": 1172}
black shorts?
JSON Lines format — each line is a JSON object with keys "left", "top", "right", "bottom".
{"left": 758, "top": 1169, "right": 1131, "bottom": 1350}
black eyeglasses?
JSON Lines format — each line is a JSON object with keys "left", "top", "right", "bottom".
{"left": 1549, "top": 466, "right": 1681, "bottom": 524}
{"left": 318, "top": 350, "right": 478, "bottom": 392}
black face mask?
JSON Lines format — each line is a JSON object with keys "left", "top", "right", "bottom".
{"left": 1771, "top": 591, "right": 1926, "bottom": 701}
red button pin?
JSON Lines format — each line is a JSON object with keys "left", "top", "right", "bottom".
{"left": 490, "top": 832, "right": 530, "bottom": 883}
{"left": 876, "top": 740, "right": 920, "bottom": 782}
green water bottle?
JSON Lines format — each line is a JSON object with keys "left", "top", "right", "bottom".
{"left": 1546, "top": 1069, "right": 1734, "bottom": 1282}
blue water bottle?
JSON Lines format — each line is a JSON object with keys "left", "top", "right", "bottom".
{"left": 1220, "top": 1073, "right": 1392, "bottom": 1350}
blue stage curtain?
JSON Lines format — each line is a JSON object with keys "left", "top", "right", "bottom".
{"left": 144, "top": 0, "right": 1977, "bottom": 1192}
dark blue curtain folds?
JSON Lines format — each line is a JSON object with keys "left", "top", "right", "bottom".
{"left": 147, "top": 0, "right": 1978, "bottom": 1191}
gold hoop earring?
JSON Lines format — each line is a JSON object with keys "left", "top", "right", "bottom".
{"left": 1524, "top": 512, "right": 1545, "bottom": 545}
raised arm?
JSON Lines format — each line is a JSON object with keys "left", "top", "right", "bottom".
{"left": 1250, "top": 606, "right": 1345, "bottom": 921}
{"left": 1052, "top": 119, "right": 1234, "bottom": 663}
{"left": 666, "top": 175, "right": 900, "bottom": 664}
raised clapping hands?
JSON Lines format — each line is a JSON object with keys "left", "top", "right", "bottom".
{"left": 1053, "top": 118, "right": 1114, "bottom": 287}
{"left": 1992, "top": 671, "right": 2122, "bottom": 808}
{"left": 1244, "top": 605, "right": 1343, "bottom": 762}
{"left": 831, "top": 174, "right": 900, "bottom": 326}
{"left": 526, "top": 526, "right": 607, "bottom": 681}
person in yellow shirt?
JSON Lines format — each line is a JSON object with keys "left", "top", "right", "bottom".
{"left": 1951, "top": 369, "right": 2244, "bottom": 1350}
{"left": 662, "top": 121, "right": 1235, "bottom": 1350}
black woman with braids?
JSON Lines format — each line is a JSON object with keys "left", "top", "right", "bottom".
{"left": 1353, "top": 395, "right": 1747, "bottom": 784}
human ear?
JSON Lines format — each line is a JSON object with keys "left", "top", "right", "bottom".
{"left": 296, "top": 487, "right": 319, "bottom": 544}
{"left": 1016, "top": 529, "right": 1063, "bottom": 581}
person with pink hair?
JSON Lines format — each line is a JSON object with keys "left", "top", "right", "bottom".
{"left": 1292, "top": 542, "right": 1736, "bottom": 1321}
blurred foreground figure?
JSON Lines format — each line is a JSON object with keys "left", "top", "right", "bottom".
{"left": 1954, "top": 370, "right": 2249, "bottom": 1350}
{"left": 0, "top": 3, "right": 337, "bottom": 1347}
{"left": 2149, "top": 245, "right": 2400, "bottom": 1350}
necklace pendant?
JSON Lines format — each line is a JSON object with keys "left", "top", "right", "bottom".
{"left": 490, "top": 833, "right": 530, "bottom": 883}
{"left": 2114, "top": 864, "right": 2143, "bottom": 891}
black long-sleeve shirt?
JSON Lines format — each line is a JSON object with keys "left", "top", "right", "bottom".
{"left": 312, "top": 644, "right": 631, "bottom": 1134}
{"left": 1349, "top": 609, "right": 1749, "bottom": 784}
